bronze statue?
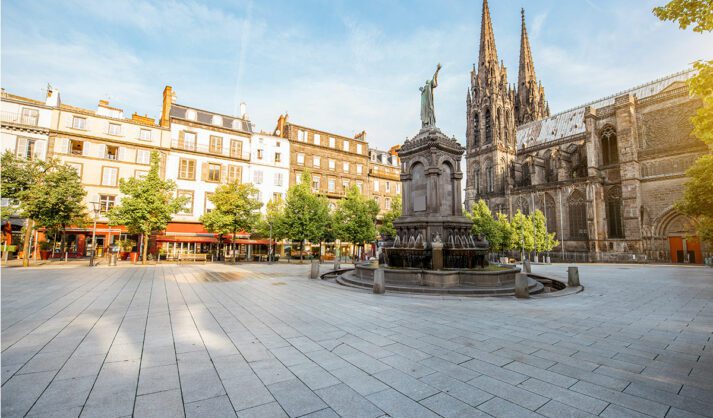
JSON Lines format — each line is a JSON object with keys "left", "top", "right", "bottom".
{"left": 420, "top": 63, "right": 441, "bottom": 128}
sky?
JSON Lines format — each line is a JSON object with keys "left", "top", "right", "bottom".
{"left": 2, "top": 0, "right": 712, "bottom": 150}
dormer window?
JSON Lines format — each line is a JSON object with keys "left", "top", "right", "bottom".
{"left": 232, "top": 119, "right": 241, "bottom": 130}
{"left": 108, "top": 123, "right": 122, "bottom": 136}
{"left": 212, "top": 115, "right": 223, "bottom": 126}
{"left": 185, "top": 109, "right": 197, "bottom": 120}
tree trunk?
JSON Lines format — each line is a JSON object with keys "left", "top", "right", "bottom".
{"left": 142, "top": 234, "right": 149, "bottom": 264}
{"left": 300, "top": 239, "right": 304, "bottom": 263}
{"left": 61, "top": 229, "right": 67, "bottom": 260}
{"left": 22, "top": 219, "right": 33, "bottom": 267}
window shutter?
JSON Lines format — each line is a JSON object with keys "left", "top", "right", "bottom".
{"left": 117, "top": 147, "right": 127, "bottom": 162}
{"left": 33, "top": 140, "right": 46, "bottom": 160}
{"left": 201, "top": 162, "right": 208, "bottom": 181}
{"left": 98, "top": 144, "right": 107, "bottom": 159}
{"left": 236, "top": 166, "right": 243, "bottom": 183}
{"left": 178, "top": 131, "right": 185, "bottom": 148}
{"left": 15, "top": 138, "right": 27, "bottom": 158}
{"left": 221, "top": 165, "right": 228, "bottom": 183}
{"left": 54, "top": 137, "right": 69, "bottom": 154}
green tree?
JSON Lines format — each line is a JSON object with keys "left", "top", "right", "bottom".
{"left": 495, "top": 212, "right": 517, "bottom": 253}
{"left": 334, "top": 185, "right": 380, "bottom": 261}
{"left": 511, "top": 210, "right": 534, "bottom": 259}
{"left": 531, "top": 209, "right": 560, "bottom": 256}
{"left": 200, "top": 181, "right": 263, "bottom": 261}
{"left": 255, "top": 194, "right": 287, "bottom": 239}
{"left": 466, "top": 199, "right": 505, "bottom": 251}
{"left": 378, "top": 194, "right": 401, "bottom": 238}
{"left": 108, "top": 151, "right": 186, "bottom": 264}
{"left": 282, "top": 172, "right": 329, "bottom": 262}
{"left": 655, "top": 1, "right": 713, "bottom": 246}
{"left": 22, "top": 162, "right": 87, "bottom": 255}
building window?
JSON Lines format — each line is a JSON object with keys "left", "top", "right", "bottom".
{"left": 274, "top": 172, "right": 283, "bottom": 186}
{"left": 313, "top": 156, "right": 321, "bottom": 167}
{"left": 328, "top": 178, "right": 335, "bottom": 192}
{"left": 356, "top": 144, "right": 362, "bottom": 154}
{"left": 297, "top": 130, "right": 306, "bottom": 142}
{"left": 185, "top": 109, "right": 197, "bottom": 120}
{"left": 484, "top": 109, "right": 492, "bottom": 144}
{"left": 135, "top": 149, "right": 150, "bottom": 164}
{"left": 108, "top": 123, "right": 122, "bottom": 136}
{"left": 516, "top": 196, "right": 529, "bottom": 215}
{"left": 314, "top": 133, "right": 321, "bottom": 145}
{"left": 356, "top": 164, "right": 363, "bottom": 175}
{"left": 209, "top": 136, "right": 223, "bottom": 154}
{"left": 205, "top": 192, "right": 215, "bottom": 213}
{"left": 568, "top": 190, "right": 587, "bottom": 240}
{"left": 543, "top": 194, "right": 557, "bottom": 234}
{"left": 70, "top": 139, "right": 84, "bottom": 155}
{"left": 297, "top": 153, "right": 305, "bottom": 165}
{"left": 275, "top": 152, "right": 281, "bottom": 163}
{"left": 105, "top": 145, "right": 118, "bottom": 160}
{"left": 329, "top": 137, "right": 336, "bottom": 148}
{"left": 601, "top": 127, "right": 619, "bottom": 165}
{"left": 180, "top": 131, "right": 197, "bottom": 151}
{"left": 20, "top": 108, "right": 39, "bottom": 126}
{"left": 99, "top": 195, "right": 116, "bottom": 213}
{"left": 473, "top": 166, "right": 480, "bottom": 195}
{"left": 139, "top": 129, "right": 151, "bottom": 141}
{"left": 207, "top": 163, "right": 221, "bottom": 182}
{"left": 606, "top": 186, "right": 624, "bottom": 238}
{"left": 15, "top": 138, "right": 36, "bottom": 160}
{"left": 253, "top": 170, "right": 263, "bottom": 185}
{"left": 72, "top": 116, "right": 86, "bottom": 130}
{"left": 342, "top": 179, "right": 349, "bottom": 191}
{"left": 356, "top": 181, "right": 363, "bottom": 193}
{"left": 373, "top": 180, "right": 379, "bottom": 192}
{"left": 374, "top": 196, "right": 380, "bottom": 208}
{"left": 227, "top": 165, "right": 241, "bottom": 183}
{"left": 486, "top": 161, "right": 494, "bottom": 192}
{"left": 343, "top": 162, "right": 350, "bottom": 173}
{"left": 313, "top": 176, "right": 322, "bottom": 191}
{"left": 385, "top": 181, "right": 390, "bottom": 192}
{"left": 178, "top": 159, "right": 196, "bottom": 180}
{"left": 385, "top": 197, "right": 391, "bottom": 210}
{"left": 212, "top": 115, "right": 223, "bottom": 126}
{"left": 396, "top": 184, "right": 401, "bottom": 193}
{"left": 343, "top": 140, "right": 349, "bottom": 152}
{"left": 101, "top": 167, "right": 118, "bottom": 186}
{"left": 328, "top": 159, "right": 335, "bottom": 170}
{"left": 177, "top": 190, "right": 194, "bottom": 214}
{"left": 67, "top": 162, "right": 83, "bottom": 178}
{"left": 230, "top": 139, "right": 243, "bottom": 158}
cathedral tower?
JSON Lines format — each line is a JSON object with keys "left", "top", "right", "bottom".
{"left": 515, "top": 9, "right": 549, "bottom": 125}
{"left": 465, "top": 0, "right": 517, "bottom": 212}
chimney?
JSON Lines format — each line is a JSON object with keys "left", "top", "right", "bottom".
{"left": 161, "top": 86, "right": 173, "bottom": 128}
{"left": 45, "top": 84, "right": 61, "bottom": 107}
{"left": 239, "top": 102, "right": 248, "bottom": 120}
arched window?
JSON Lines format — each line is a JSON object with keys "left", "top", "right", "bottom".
{"left": 484, "top": 109, "right": 492, "bottom": 144}
{"left": 568, "top": 190, "right": 587, "bottom": 239}
{"left": 486, "top": 160, "right": 494, "bottom": 193}
{"left": 504, "top": 110, "right": 510, "bottom": 144}
{"left": 473, "top": 165, "right": 480, "bottom": 195}
{"left": 473, "top": 114, "right": 480, "bottom": 146}
{"left": 601, "top": 127, "right": 618, "bottom": 165}
{"left": 606, "top": 186, "right": 624, "bottom": 238}
{"left": 544, "top": 193, "right": 557, "bottom": 234}
{"left": 522, "top": 161, "right": 531, "bottom": 186}
{"left": 497, "top": 108, "right": 502, "bottom": 144}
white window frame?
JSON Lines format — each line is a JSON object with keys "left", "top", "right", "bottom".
{"left": 101, "top": 167, "right": 119, "bottom": 186}
{"left": 297, "top": 153, "right": 305, "bottom": 165}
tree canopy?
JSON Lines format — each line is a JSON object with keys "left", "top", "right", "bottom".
{"left": 282, "top": 172, "right": 330, "bottom": 258}
{"left": 378, "top": 194, "right": 401, "bottom": 239}
{"left": 333, "top": 185, "right": 379, "bottom": 255}
{"left": 108, "top": 151, "right": 186, "bottom": 263}
{"left": 200, "top": 181, "right": 262, "bottom": 237}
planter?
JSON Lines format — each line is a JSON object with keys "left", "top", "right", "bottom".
{"left": 40, "top": 250, "right": 51, "bottom": 260}
{"left": 119, "top": 251, "right": 130, "bottom": 261}
{"left": 130, "top": 252, "right": 139, "bottom": 263}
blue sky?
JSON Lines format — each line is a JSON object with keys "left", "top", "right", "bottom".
{"left": 2, "top": 0, "right": 712, "bottom": 150}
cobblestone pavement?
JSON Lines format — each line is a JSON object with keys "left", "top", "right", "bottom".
{"left": 2, "top": 263, "right": 712, "bottom": 417}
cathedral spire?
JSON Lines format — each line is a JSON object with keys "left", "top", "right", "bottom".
{"left": 478, "top": 0, "right": 498, "bottom": 70}
{"left": 515, "top": 8, "right": 549, "bottom": 125}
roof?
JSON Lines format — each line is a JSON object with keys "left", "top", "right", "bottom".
{"left": 170, "top": 103, "right": 252, "bottom": 134}
{"left": 516, "top": 69, "right": 694, "bottom": 149}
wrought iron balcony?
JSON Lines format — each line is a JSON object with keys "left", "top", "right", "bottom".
{"left": 1, "top": 111, "right": 39, "bottom": 127}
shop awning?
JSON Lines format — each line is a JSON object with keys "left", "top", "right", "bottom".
{"left": 232, "top": 239, "right": 272, "bottom": 245}
{"left": 155, "top": 236, "right": 219, "bottom": 243}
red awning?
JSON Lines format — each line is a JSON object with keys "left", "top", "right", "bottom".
{"left": 155, "top": 236, "right": 219, "bottom": 243}
{"left": 232, "top": 239, "right": 272, "bottom": 245}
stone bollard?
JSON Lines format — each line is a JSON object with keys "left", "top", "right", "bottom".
{"left": 515, "top": 273, "right": 530, "bottom": 298}
{"left": 310, "top": 260, "right": 320, "bottom": 279}
{"left": 567, "top": 266, "right": 580, "bottom": 287}
{"left": 369, "top": 258, "right": 379, "bottom": 269}
{"left": 333, "top": 261, "right": 340, "bottom": 270}
{"left": 523, "top": 259, "right": 531, "bottom": 273}
{"left": 431, "top": 241, "right": 444, "bottom": 270}
{"left": 546, "top": 256, "right": 551, "bottom": 264}
{"left": 373, "top": 268, "right": 385, "bottom": 294}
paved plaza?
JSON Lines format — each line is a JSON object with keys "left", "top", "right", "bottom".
{"left": 1, "top": 262, "right": 712, "bottom": 417}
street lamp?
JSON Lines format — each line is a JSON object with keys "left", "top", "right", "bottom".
{"left": 89, "top": 201, "right": 100, "bottom": 267}
{"left": 268, "top": 221, "right": 273, "bottom": 264}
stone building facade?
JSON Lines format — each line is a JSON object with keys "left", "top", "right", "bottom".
{"left": 465, "top": 0, "right": 709, "bottom": 264}
{"left": 368, "top": 146, "right": 401, "bottom": 217}
{"left": 274, "top": 114, "right": 370, "bottom": 209}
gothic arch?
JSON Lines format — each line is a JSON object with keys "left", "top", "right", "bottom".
{"left": 599, "top": 125, "right": 619, "bottom": 165}
{"left": 405, "top": 156, "right": 430, "bottom": 174}
{"left": 653, "top": 207, "right": 697, "bottom": 237}
{"left": 567, "top": 189, "right": 587, "bottom": 239}
{"left": 606, "top": 185, "right": 624, "bottom": 238}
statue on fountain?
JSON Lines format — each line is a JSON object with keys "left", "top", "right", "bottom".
{"left": 420, "top": 63, "right": 441, "bottom": 128}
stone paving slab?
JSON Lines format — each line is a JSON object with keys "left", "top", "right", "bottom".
{"left": 1, "top": 263, "right": 712, "bottom": 417}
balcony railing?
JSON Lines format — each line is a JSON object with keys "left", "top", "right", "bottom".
{"left": 1, "top": 111, "right": 39, "bottom": 127}
{"left": 171, "top": 140, "right": 250, "bottom": 161}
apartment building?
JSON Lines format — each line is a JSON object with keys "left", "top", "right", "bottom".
{"left": 248, "top": 132, "right": 290, "bottom": 209}
{"left": 1, "top": 86, "right": 171, "bottom": 256}
{"left": 368, "top": 146, "right": 401, "bottom": 217}
{"left": 274, "top": 113, "right": 369, "bottom": 209}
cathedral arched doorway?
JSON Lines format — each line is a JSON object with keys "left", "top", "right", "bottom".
{"left": 656, "top": 211, "right": 702, "bottom": 264}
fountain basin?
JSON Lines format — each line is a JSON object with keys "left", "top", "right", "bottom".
{"left": 354, "top": 263, "right": 519, "bottom": 288}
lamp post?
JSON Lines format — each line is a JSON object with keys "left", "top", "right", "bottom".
{"left": 268, "top": 221, "right": 273, "bottom": 264}
{"left": 520, "top": 219, "right": 525, "bottom": 263}
{"left": 89, "top": 201, "right": 100, "bottom": 267}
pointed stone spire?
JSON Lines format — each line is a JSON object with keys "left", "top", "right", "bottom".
{"left": 518, "top": 8, "right": 536, "bottom": 89}
{"left": 515, "top": 8, "right": 549, "bottom": 125}
{"left": 478, "top": 0, "right": 498, "bottom": 70}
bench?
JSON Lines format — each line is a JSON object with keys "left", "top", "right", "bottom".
{"left": 177, "top": 253, "right": 208, "bottom": 264}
